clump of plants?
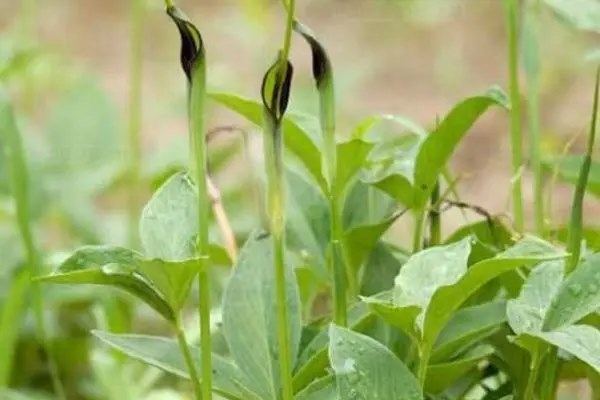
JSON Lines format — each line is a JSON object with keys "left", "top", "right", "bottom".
{"left": 2, "top": 0, "right": 600, "bottom": 399}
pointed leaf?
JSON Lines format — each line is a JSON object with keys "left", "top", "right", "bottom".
{"left": 140, "top": 172, "right": 199, "bottom": 261}
{"left": 543, "top": 155, "right": 600, "bottom": 198}
{"left": 39, "top": 246, "right": 175, "bottom": 322}
{"left": 328, "top": 325, "right": 423, "bottom": 400}
{"left": 222, "top": 232, "right": 301, "bottom": 400}
{"left": 335, "top": 139, "right": 374, "bottom": 197}
{"left": 295, "top": 375, "right": 337, "bottom": 400}
{"left": 507, "top": 260, "right": 564, "bottom": 334}
{"left": 543, "top": 0, "right": 600, "bottom": 32}
{"left": 92, "top": 331, "right": 253, "bottom": 400}
{"left": 543, "top": 253, "right": 600, "bottom": 330}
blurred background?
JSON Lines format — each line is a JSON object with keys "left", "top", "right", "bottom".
{"left": 0, "top": 0, "right": 599, "bottom": 399}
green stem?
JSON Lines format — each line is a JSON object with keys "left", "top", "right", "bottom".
{"left": 127, "top": 0, "right": 144, "bottom": 248}
{"left": 540, "top": 348, "right": 559, "bottom": 400}
{"left": 505, "top": 0, "right": 524, "bottom": 232}
{"left": 428, "top": 182, "right": 441, "bottom": 247}
{"left": 175, "top": 321, "right": 203, "bottom": 400}
{"left": 413, "top": 209, "right": 426, "bottom": 253}
{"left": 416, "top": 344, "right": 431, "bottom": 389}
{"left": 189, "top": 42, "right": 212, "bottom": 400}
{"left": 524, "top": 345, "right": 542, "bottom": 400}
{"left": 525, "top": 0, "right": 544, "bottom": 236}
{"left": 263, "top": 3, "right": 296, "bottom": 399}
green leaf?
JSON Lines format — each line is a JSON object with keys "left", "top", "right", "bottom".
{"left": 0, "top": 270, "right": 29, "bottom": 385}
{"left": 543, "top": 0, "right": 600, "bottom": 32}
{"left": 295, "top": 376, "right": 337, "bottom": 400}
{"left": 210, "top": 92, "right": 327, "bottom": 191}
{"left": 344, "top": 210, "right": 404, "bottom": 274}
{"left": 39, "top": 246, "right": 175, "bottom": 322}
{"left": 140, "top": 172, "right": 199, "bottom": 261}
{"left": 92, "top": 331, "right": 253, "bottom": 400}
{"left": 543, "top": 253, "right": 600, "bottom": 330}
{"left": 543, "top": 155, "right": 600, "bottom": 198}
{"left": 293, "top": 303, "right": 374, "bottom": 393}
{"left": 328, "top": 325, "right": 423, "bottom": 400}
{"left": 359, "top": 242, "right": 404, "bottom": 297}
{"left": 432, "top": 301, "right": 506, "bottom": 363}
{"left": 394, "top": 238, "right": 472, "bottom": 331}
{"left": 222, "top": 232, "right": 302, "bottom": 400}
{"left": 553, "top": 225, "right": 600, "bottom": 251}
{"left": 335, "top": 138, "right": 373, "bottom": 197}
{"left": 530, "top": 325, "right": 600, "bottom": 373}
{"left": 365, "top": 237, "right": 566, "bottom": 352}
{"left": 425, "top": 344, "right": 495, "bottom": 394}
{"left": 363, "top": 88, "right": 508, "bottom": 209}
{"left": 412, "top": 87, "right": 508, "bottom": 207}
{"left": 286, "top": 169, "right": 330, "bottom": 281}
{"left": 444, "top": 218, "right": 514, "bottom": 264}
{"left": 507, "top": 260, "right": 564, "bottom": 334}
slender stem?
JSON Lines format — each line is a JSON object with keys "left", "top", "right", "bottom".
{"left": 524, "top": 345, "right": 542, "bottom": 400}
{"left": 127, "top": 0, "right": 144, "bottom": 248}
{"left": 428, "top": 182, "right": 441, "bottom": 246}
{"left": 189, "top": 43, "right": 212, "bottom": 400}
{"left": 416, "top": 344, "right": 431, "bottom": 389}
{"left": 540, "top": 348, "right": 559, "bottom": 400}
{"left": 264, "top": 2, "right": 296, "bottom": 398}
{"left": 505, "top": 0, "right": 524, "bottom": 232}
{"left": 412, "top": 209, "right": 426, "bottom": 253}
{"left": 175, "top": 321, "right": 203, "bottom": 400}
{"left": 524, "top": 0, "right": 544, "bottom": 236}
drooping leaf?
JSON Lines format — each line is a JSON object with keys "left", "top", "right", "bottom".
{"left": 38, "top": 246, "right": 175, "bottom": 322}
{"left": 222, "top": 232, "right": 301, "bottom": 400}
{"left": 210, "top": 93, "right": 327, "bottom": 191}
{"left": 425, "top": 344, "right": 495, "bottom": 394}
{"left": 139, "top": 172, "right": 199, "bottom": 262}
{"left": 507, "top": 260, "right": 564, "bottom": 334}
{"left": 432, "top": 301, "right": 506, "bottom": 363}
{"left": 328, "top": 325, "right": 423, "bottom": 400}
{"left": 543, "top": 0, "right": 600, "bottom": 32}
{"left": 543, "top": 253, "right": 600, "bottom": 330}
{"left": 92, "top": 331, "right": 254, "bottom": 400}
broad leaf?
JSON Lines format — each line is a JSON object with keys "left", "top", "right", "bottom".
{"left": 39, "top": 246, "right": 178, "bottom": 322}
{"left": 359, "top": 242, "right": 404, "bottom": 297}
{"left": 140, "top": 172, "right": 199, "bottom": 261}
{"left": 92, "top": 331, "right": 254, "bottom": 400}
{"left": 328, "top": 325, "right": 422, "bottom": 400}
{"left": 293, "top": 303, "right": 374, "bottom": 392}
{"left": 543, "top": 253, "right": 600, "bottom": 330}
{"left": 335, "top": 139, "right": 373, "bottom": 197}
{"left": 394, "top": 238, "right": 472, "bottom": 331}
{"left": 507, "top": 260, "right": 564, "bottom": 334}
{"left": 222, "top": 232, "right": 302, "bottom": 400}
{"left": 210, "top": 92, "right": 327, "bottom": 191}
{"left": 531, "top": 325, "right": 600, "bottom": 373}
{"left": 444, "top": 218, "right": 514, "bottom": 263}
